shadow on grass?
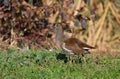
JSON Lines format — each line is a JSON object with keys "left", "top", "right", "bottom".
{"left": 56, "top": 53, "right": 68, "bottom": 63}
{"left": 56, "top": 53, "right": 83, "bottom": 64}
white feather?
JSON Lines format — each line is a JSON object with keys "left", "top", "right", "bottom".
{"left": 62, "top": 43, "right": 74, "bottom": 55}
{"left": 83, "top": 47, "right": 90, "bottom": 50}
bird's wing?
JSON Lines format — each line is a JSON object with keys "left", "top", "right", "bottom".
{"left": 64, "top": 42, "right": 84, "bottom": 55}
{"left": 76, "top": 39, "right": 95, "bottom": 49}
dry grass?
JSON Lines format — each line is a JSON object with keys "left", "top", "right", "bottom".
{"left": 0, "top": 0, "right": 120, "bottom": 52}
{"left": 74, "top": 0, "right": 120, "bottom": 52}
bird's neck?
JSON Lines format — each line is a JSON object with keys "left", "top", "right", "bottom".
{"left": 55, "top": 25, "right": 65, "bottom": 48}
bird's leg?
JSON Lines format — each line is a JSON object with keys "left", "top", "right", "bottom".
{"left": 77, "top": 55, "right": 82, "bottom": 63}
{"left": 81, "top": 54, "right": 87, "bottom": 64}
{"left": 82, "top": 56, "right": 86, "bottom": 63}
{"left": 82, "top": 50, "right": 90, "bottom": 63}
{"left": 71, "top": 55, "right": 76, "bottom": 63}
{"left": 68, "top": 55, "right": 72, "bottom": 64}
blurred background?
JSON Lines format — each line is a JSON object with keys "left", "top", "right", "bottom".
{"left": 0, "top": 0, "right": 120, "bottom": 53}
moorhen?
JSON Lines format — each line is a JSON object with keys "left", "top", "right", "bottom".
{"left": 54, "top": 23, "right": 95, "bottom": 62}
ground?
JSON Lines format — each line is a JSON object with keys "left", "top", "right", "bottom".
{"left": 0, "top": 49, "right": 120, "bottom": 79}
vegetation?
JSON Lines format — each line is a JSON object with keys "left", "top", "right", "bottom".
{"left": 0, "top": 0, "right": 120, "bottom": 52}
{"left": 0, "top": 49, "right": 120, "bottom": 79}
{"left": 0, "top": 0, "right": 120, "bottom": 79}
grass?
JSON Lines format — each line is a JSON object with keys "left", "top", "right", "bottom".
{"left": 0, "top": 49, "right": 120, "bottom": 79}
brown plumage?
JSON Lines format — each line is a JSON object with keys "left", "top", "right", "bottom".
{"left": 62, "top": 38, "right": 95, "bottom": 56}
{"left": 54, "top": 23, "right": 95, "bottom": 56}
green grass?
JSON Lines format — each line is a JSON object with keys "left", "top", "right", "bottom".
{"left": 0, "top": 49, "right": 120, "bottom": 79}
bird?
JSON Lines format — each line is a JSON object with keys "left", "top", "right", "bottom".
{"left": 54, "top": 23, "right": 95, "bottom": 62}
{"left": 62, "top": 38, "right": 95, "bottom": 56}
